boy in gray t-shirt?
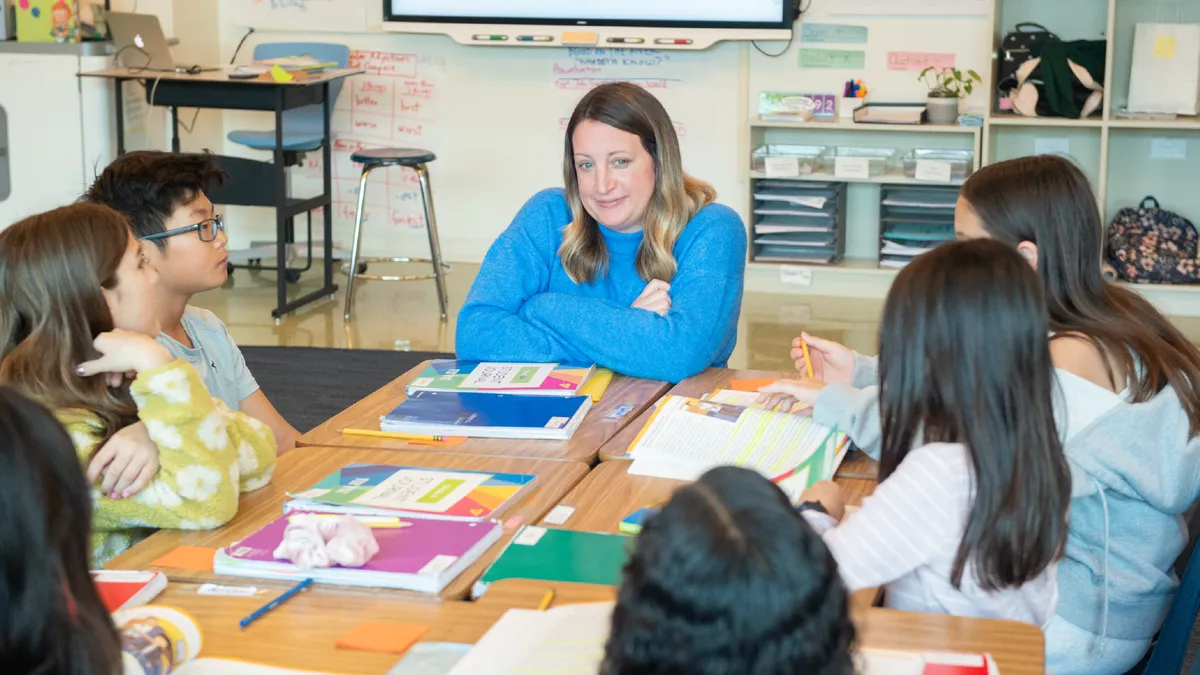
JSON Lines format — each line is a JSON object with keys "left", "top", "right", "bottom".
{"left": 84, "top": 152, "right": 299, "bottom": 457}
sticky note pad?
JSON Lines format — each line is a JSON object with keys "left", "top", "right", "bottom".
{"left": 1155, "top": 35, "right": 1177, "bottom": 59}
{"left": 730, "top": 378, "right": 777, "bottom": 393}
{"left": 562, "top": 31, "right": 598, "bottom": 45}
{"left": 269, "top": 64, "right": 295, "bottom": 82}
{"left": 336, "top": 622, "right": 428, "bottom": 654}
{"left": 151, "top": 546, "right": 216, "bottom": 572}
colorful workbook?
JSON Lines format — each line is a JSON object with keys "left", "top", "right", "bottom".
{"left": 405, "top": 361, "right": 596, "bottom": 397}
{"left": 214, "top": 511, "right": 503, "bottom": 594}
{"left": 92, "top": 570, "right": 167, "bottom": 612}
{"left": 626, "top": 389, "right": 849, "bottom": 499}
{"left": 472, "top": 526, "right": 632, "bottom": 598}
{"left": 381, "top": 391, "right": 593, "bottom": 440}
{"left": 284, "top": 464, "right": 537, "bottom": 522}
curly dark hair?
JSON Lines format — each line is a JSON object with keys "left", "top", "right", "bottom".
{"left": 82, "top": 150, "right": 227, "bottom": 249}
{"left": 601, "top": 466, "right": 855, "bottom": 675}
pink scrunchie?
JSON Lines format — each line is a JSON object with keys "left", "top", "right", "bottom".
{"left": 272, "top": 515, "right": 380, "bottom": 569}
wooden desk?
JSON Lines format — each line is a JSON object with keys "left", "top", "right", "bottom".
{"left": 78, "top": 66, "right": 364, "bottom": 319}
{"left": 151, "top": 582, "right": 507, "bottom": 674}
{"left": 479, "top": 579, "right": 1045, "bottom": 675}
{"left": 299, "top": 361, "right": 670, "bottom": 463}
{"left": 106, "top": 446, "right": 588, "bottom": 600}
{"left": 543, "top": 459, "right": 879, "bottom": 613}
{"left": 596, "top": 367, "right": 882, "bottom": 481}
{"left": 549, "top": 459, "right": 876, "bottom": 534}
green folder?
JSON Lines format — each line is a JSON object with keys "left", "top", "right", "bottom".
{"left": 471, "top": 526, "right": 633, "bottom": 598}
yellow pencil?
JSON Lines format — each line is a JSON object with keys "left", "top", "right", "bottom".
{"left": 340, "top": 428, "right": 445, "bottom": 442}
{"left": 538, "top": 589, "right": 555, "bottom": 611}
{"left": 801, "top": 338, "right": 815, "bottom": 379}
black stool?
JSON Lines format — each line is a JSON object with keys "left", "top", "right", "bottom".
{"left": 342, "top": 148, "right": 451, "bottom": 321}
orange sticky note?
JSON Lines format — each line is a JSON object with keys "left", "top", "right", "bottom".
{"left": 730, "top": 378, "right": 777, "bottom": 392}
{"left": 151, "top": 546, "right": 216, "bottom": 572}
{"left": 335, "top": 622, "right": 428, "bottom": 654}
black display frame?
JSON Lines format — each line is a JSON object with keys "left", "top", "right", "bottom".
{"left": 382, "top": 0, "right": 798, "bottom": 30}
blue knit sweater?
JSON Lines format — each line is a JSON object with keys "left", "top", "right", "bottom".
{"left": 456, "top": 188, "right": 746, "bottom": 383}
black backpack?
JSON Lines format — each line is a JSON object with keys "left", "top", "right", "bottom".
{"left": 996, "top": 22, "right": 1057, "bottom": 107}
{"left": 1107, "top": 196, "right": 1200, "bottom": 285}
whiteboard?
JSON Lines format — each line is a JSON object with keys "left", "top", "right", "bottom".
{"left": 832, "top": 0, "right": 989, "bottom": 16}
{"left": 222, "top": 34, "right": 744, "bottom": 263}
{"left": 233, "top": 0, "right": 370, "bottom": 33}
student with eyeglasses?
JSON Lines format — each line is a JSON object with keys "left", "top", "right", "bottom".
{"left": 0, "top": 203, "right": 277, "bottom": 565}
{"left": 84, "top": 153, "right": 301, "bottom": 487}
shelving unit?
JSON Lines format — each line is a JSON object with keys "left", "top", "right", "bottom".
{"left": 743, "top": 0, "right": 1200, "bottom": 317}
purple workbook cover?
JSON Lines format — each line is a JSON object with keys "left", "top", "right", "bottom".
{"left": 223, "top": 511, "right": 499, "bottom": 575}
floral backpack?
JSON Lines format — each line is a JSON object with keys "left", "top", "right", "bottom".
{"left": 1106, "top": 196, "right": 1200, "bottom": 284}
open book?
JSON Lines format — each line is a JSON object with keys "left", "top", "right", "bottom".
{"left": 626, "top": 389, "right": 849, "bottom": 498}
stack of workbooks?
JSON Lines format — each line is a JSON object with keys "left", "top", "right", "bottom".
{"left": 379, "top": 361, "right": 607, "bottom": 441}
{"left": 625, "top": 389, "right": 849, "bottom": 500}
{"left": 214, "top": 464, "right": 534, "bottom": 593}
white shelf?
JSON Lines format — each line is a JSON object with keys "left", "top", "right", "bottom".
{"left": 987, "top": 114, "right": 1105, "bottom": 128}
{"left": 749, "top": 170, "right": 966, "bottom": 187}
{"left": 752, "top": 118, "right": 979, "bottom": 135}
{"left": 1108, "top": 116, "right": 1200, "bottom": 131}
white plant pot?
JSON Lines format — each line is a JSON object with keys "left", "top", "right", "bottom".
{"left": 925, "top": 96, "right": 960, "bottom": 124}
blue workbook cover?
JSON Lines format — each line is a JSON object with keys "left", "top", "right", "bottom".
{"left": 380, "top": 391, "right": 593, "bottom": 440}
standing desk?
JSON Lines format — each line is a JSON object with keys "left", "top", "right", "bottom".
{"left": 77, "top": 67, "right": 363, "bottom": 320}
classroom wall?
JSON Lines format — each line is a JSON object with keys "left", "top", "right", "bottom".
{"left": 185, "top": 0, "right": 994, "bottom": 265}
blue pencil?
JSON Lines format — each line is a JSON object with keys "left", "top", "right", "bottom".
{"left": 238, "top": 577, "right": 313, "bottom": 630}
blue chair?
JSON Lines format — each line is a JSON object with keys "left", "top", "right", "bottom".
{"left": 227, "top": 42, "right": 350, "bottom": 153}
{"left": 1137, "top": 536, "right": 1200, "bottom": 674}
{"left": 225, "top": 42, "right": 350, "bottom": 283}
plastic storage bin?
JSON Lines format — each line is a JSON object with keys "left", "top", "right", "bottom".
{"left": 833, "top": 146, "right": 899, "bottom": 178}
{"left": 902, "top": 149, "right": 975, "bottom": 181}
{"left": 752, "top": 144, "right": 832, "bottom": 175}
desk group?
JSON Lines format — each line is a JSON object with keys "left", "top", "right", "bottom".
{"left": 104, "top": 360, "right": 1047, "bottom": 675}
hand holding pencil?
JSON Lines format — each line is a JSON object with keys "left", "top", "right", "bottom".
{"left": 789, "top": 333, "right": 857, "bottom": 385}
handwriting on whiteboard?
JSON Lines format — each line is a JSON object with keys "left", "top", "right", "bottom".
{"left": 290, "top": 49, "right": 445, "bottom": 230}
{"left": 887, "top": 51, "right": 956, "bottom": 71}
{"left": 251, "top": 0, "right": 334, "bottom": 9}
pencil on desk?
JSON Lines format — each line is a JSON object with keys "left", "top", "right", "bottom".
{"left": 801, "top": 338, "right": 815, "bottom": 379}
{"left": 340, "top": 428, "right": 445, "bottom": 442}
{"left": 239, "top": 577, "right": 312, "bottom": 630}
{"left": 538, "top": 589, "right": 555, "bottom": 611}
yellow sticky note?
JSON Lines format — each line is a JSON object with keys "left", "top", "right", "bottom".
{"left": 1155, "top": 36, "right": 1177, "bottom": 59}
{"left": 270, "top": 64, "right": 295, "bottom": 82}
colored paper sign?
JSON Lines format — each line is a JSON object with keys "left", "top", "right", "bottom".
{"left": 1154, "top": 36, "right": 1177, "bottom": 59}
{"left": 801, "top": 23, "right": 869, "bottom": 44}
{"left": 800, "top": 48, "right": 867, "bottom": 69}
{"left": 887, "top": 51, "right": 956, "bottom": 71}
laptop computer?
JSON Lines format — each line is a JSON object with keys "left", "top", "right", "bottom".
{"left": 106, "top": 12, "right": 214, "bottom": 73}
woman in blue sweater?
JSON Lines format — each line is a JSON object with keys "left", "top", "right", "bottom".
{"left": 456, "top": 82, "right": 746, "bottom": 383}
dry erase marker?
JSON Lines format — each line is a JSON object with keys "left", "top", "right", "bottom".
{"left": 517, "top": 35, "right": 552, "bottom": 42}
{"left": 607, "top": 37, "right": 644, "bottom": 44}
{"left": 654, "top": 38, "right": 693, "bottom": 45}
{"left": 472, "top": 34, "right": 507, "bottom": 41}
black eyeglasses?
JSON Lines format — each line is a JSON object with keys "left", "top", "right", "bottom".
{"left": 139, "top": 214, "right": 225, "bottom": 243}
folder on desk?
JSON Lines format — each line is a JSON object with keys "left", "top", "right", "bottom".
{"left": 472, "top": 526, "right": 632, "bottom": 598}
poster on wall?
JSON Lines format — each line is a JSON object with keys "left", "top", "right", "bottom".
{"left": 832, "top": 0, "right": 988, "bottom": 16}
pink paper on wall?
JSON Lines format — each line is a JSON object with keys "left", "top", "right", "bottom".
{"left": 887, "top": 51, "right": 956, "bottom": 71}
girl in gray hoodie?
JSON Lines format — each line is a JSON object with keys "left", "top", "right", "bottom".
{"left": 763, "top": 155, "right": 1200, "bottom": 675}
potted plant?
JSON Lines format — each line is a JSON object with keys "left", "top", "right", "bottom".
{"left": 919, "top": 66, "right": 982, "bottom": 124}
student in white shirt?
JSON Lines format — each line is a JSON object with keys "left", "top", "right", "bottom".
{"left": 775, "top": 155, "right": 1200, "bottom": 674}
{"left": 770, "top": 239, "right": 1071, "bottom": 627}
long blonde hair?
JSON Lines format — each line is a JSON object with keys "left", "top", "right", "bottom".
{"left": 0, "top": 203, "right": 139, "bottom": 444}
{"left": 559, "top": 82, "right": 716, "bottom": 285}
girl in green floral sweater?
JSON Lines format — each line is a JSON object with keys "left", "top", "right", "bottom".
{"left": 0, "top": 203, "right": 277, "bottom": 565}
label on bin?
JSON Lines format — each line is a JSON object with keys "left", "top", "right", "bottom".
{"left": 915, "top": 159, "right": 953, "bottom": 182}
{"left": 834, "top": 156, "right": 870, "bottom": 180}
{"left": 764, "top": 155, "right": 801, "bottom": 178}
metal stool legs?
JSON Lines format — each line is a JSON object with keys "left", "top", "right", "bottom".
{"left": 416, "top": 163, "right": 449, "bottom": 320}
{"left": 342, "top": 161, "right": 453, "bottom": 323}
{"left": 342, "top": 165, "right": 374, "bottom": 322}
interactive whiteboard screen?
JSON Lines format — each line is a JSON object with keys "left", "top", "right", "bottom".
{"left": 385, "top": 0, "right": 794, "bottom": 28}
